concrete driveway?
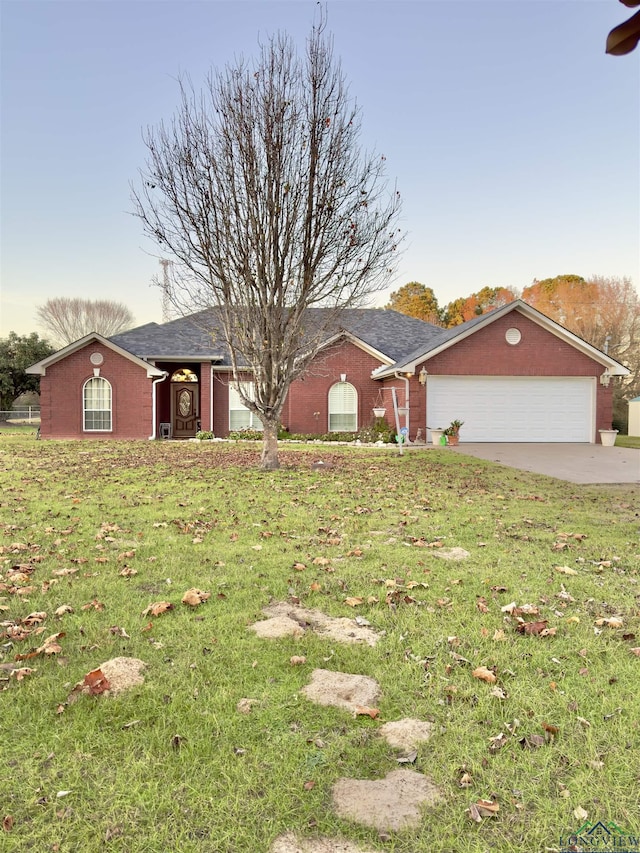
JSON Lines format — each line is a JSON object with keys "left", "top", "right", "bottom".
{"left": 447, "top": 443, "right": 640, "bottom": 484}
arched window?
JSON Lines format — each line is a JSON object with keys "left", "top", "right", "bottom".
{"left": 83, "top": 377, "right": 112, "bottom": 431}
{"left": 328, "top": 382, "right": 357, "bottom": 432}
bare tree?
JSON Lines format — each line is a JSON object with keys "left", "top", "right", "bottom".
{"left": 36, "top": 298, "right": 135, "bottom": 346}
{"left": 132, "top": 16, "right": 402, "bottom": 469}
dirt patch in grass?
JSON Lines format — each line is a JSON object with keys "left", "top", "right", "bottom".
{"left": 301, "top": 669, "right": 380, "bottom": 714}
{"left": 249, "top": 602, "right": 381, "bottom": 646}
{"left": 270, "top": 833, "right": 378, "bottom": 853}
{"left": 98, "top": 657, "right": 147, "bottom": 696}
{"left": 332, "top": 769, "right": 444, "bottom": 831}
{"left": 378, "top": 718, "right": 435, "bottom": 750}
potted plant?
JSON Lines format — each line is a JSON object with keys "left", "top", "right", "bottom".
{"left": 444, "top": 419, "right": 464, "bottom": 446}
{"left": 598, "top": 428, "right": 618, "bottom": 446}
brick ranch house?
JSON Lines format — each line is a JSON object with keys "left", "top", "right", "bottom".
{"left": 27, "top": 299, "right": 628, "bottom": 443}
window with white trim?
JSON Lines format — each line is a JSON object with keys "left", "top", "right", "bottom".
{"left": 229, "top": 381, "right": 263, "bottom": 431}
{"left": 83, "top": 377, "right": 112, "bottom": 431}
{"left": 328, "top": 381, "right": 357, "bottom": 431}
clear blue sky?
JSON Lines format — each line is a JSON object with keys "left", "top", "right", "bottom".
{"left": 1, "top": 0, "right": 638, "bottom": 338}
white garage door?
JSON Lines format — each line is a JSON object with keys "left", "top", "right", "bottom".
{"left": 426, "top": 377, "right": 594, "bottom": 442}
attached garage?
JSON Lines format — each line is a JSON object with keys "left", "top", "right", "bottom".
{"left": 426, "top": 376, "right": 595, "bottom": 442}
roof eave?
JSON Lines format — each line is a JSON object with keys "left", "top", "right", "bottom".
{"left": 26, "top": 333, "right": 165, "bottom": 378}
{"left": 373, "top": 300, "right": 630, "bottom": 377}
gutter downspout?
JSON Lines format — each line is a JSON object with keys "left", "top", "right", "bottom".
{"left": 210, "top": 364, "right": 214, "bottom": 434}
{"left": 394, "top": 372, "right": 410, "bottom": 438}
{"left": 149, "top": 371, "right": 169, "bottom": 440}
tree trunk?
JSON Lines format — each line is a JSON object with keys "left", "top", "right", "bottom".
{"left": 260, "top": 419, "right": 280, "bottom": 470}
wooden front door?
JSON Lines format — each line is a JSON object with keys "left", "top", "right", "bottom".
{"left": 172, "top": 383, "right": 199, "bottom": 438}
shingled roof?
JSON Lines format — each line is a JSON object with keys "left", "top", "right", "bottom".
{"left": 110, "top": 307, "right": 444, "bottom": 366}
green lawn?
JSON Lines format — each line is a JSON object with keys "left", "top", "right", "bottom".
{"left": 1, "top": 438, "right": 638, "bottom": 853}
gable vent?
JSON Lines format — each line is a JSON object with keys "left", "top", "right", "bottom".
{"left": 505, "top": 328, "right": 521, "bottom": 345}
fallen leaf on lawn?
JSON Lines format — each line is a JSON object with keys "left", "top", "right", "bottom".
{"left": 594, "top": 617, "right": 623, "bottom": 628}
{"left": 312, "top": 557, "right": 330, "bottom": 566}
{"left": 54, "top": 605, "right": 73, "bottom": 617}
{"left": 56, "top": 791, "right": 72, "bottom": 798}
{"left": 354, "top": 706, "right": 379, "bottom": 719}
{"left": 475, "top": 799, "right": 499, "bottom": 817}
{"left": 492, "top": 629, "right": 507, "bottom": 642}
{"left": 24, "top": 632, "right": 65, "bottom": 658}
{"left": 119, "top": 567, "right": 137, "bottom": 577}
{"left": 467, "top": 803, "right": 482, "bottom": 823}
{"left": 490, "top": 686, "right": 508, "bottom": 700}
{"left": 10, "top": 667, "right": 36, "bottom": 681}
{"left": 472, "top": 666, "right": 497, "bottom": 684}
{"left": 289, "top": 656, "right": 306, "bottom": 666}
{"left": 489, "top": 732, "right": 508, "bottom": 752}
{"left": 121, "top": 720, "right": 141, "bottom": 730}
{"left": 519, "top": 734, "right": 545, "bottom": 749}
{"left": 2, "top": 815, "right": 13, "bottom": 832}
{"left": 555, "top": 565, "right": 578, "bottom": 576}
{"left": 303, "top": 780, "right": 315, "bottom": 791}
{"left": 630, "top": 648, "right": 640, "bottom": 657}
{"left": 293, "top": 562, "right": 306, "bottom": 571}
{"left": 573, "top": 806, "right": 588, "bottom": 821}
{"left": 396, "top": 750, "right": 418, "bottom": 764}
{"left": 309, "top": 582, "right": 321, "bottom": 592}
{"left": 21, "top": 611, "right": 47, "bottom": 626}
{"left": 459, "top": 772, "right": 473, "bottom": 787}
{"left": 516, "top": 619, "right": 549, "bottom": 636}
{"left": 84, "top": 668, "right": 111, "bottom": 695}
{"left": 542, "top": 722, "right": 559, "bottom": 737}
{"left": 81, "top": 599, "right": 105, "bottom": 611}
{"left": 576, "top": 716, "right": 591, "bottom": 728}
{"left": 142, "top": 602, "right": 174, "bottom": 617}
{"left": 348, "top": 548, "right": 363, "bottom": 557}
{"left": 344, "top": 597, "right": 363, "bottom": 607}
{"left": 181, "top": 588, "right": 211, "bottom": 607}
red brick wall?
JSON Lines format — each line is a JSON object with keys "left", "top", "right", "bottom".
{"left": 422, "top": 314, "right": 601, "bottom": 376}
{"left": 284, "top": 341, "right": 387, "bottom": 435}
{"left": 199, "top": 364, "right": 212, "bottom": 432}
{"left": 39, "top": 343, "right": 153, "bottom": 439}
{"left": 412, "top": 313, "right": 612, "bottom": 432}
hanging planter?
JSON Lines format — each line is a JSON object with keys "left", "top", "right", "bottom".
{"left": 373, "top": 407, "right": 386, "bottom": 418}
{"left": 397, "top": 406, "right": 409, "bottom": 417}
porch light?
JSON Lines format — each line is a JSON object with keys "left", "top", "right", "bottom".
{"left": 600, "top": 371, "right": 611, "bottom": 387}
{"left": 419, "top": 367, "right": 428, "bottom": 385}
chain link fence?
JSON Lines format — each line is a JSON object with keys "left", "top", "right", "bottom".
{"left": 0, "top": 407, "right": 41, "bottom": 424}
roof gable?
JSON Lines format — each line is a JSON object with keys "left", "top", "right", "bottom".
{"left": 373, "top": 300, "right": 630, "bottom": 377}
{"left": 26, "top": 333, "right": 165, "bottom": 378}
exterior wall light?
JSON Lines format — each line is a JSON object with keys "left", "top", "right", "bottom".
{"left": 599, "top": 371, "right": 611, "bottom": 387}
{"left": 419, "top": 367, "right": 428, "bottom": 385}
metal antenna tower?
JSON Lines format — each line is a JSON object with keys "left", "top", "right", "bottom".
{"left": 159, "top": 259, "right": 171, "bottom": 323}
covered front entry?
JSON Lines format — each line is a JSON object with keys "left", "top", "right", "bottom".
{"left": 170, "top": 368, "right": 199, "bottom": 438}
{"left": 426, "top": 376, "right": 594, "bottom": 442}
